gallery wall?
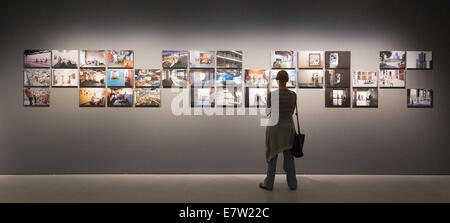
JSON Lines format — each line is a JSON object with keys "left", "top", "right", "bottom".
{"left": 0, "top": 0, "right": 449, "bottom": 174}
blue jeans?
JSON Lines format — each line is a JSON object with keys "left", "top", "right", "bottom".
{"left": 264, "top": 150, "right": 297, "bottom": 189}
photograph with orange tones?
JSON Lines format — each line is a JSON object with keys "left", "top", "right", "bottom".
{"left": 244, "top": 69, "right": 269, "bottom": 88}
{"left": 107, "top": 50, "right": 134, "bottom": 68}
{"left": 80, "top": 68, "right": 106, "bottom": 87}
{"left": 79, "top": 88, "right": 105, "bottom": 107}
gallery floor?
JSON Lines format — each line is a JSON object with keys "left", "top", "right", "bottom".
{"left": 0, "top": 175, "right": 449, "bottom": 203}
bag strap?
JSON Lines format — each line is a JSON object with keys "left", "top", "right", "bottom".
{"left": 294, "top": 95, "right": 301, "bottom": 134}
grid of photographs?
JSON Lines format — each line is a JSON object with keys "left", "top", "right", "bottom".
{"left": 379, "top": 70, "right": 405, "bottom": 88}
{"left": 52, "top": 50, "right": 78, "bottom": 68}
{"left": 244, "top": 69, "right": 269, "bottom": 88}
{"left": 352, "top": 88, "right": 378, "bottom": 108}
{"left": 297, "top": 50, "right": 325, "bottom": 89}
{"left": 407, "top": 88, "right": 433, "bottom": 108}
{"left": 135, "top": 88, "right": 161, "bottom": 107}
{"left": 162, "top": 69, "right": 188, "bottom": 88}
{"left": 406, "top": 51, "right": 432, "bottom": 70}
{"left": 23, "top": 50, "right": 51, "bottom": 107}
{"left": 270, "top": 70, "right": 296, "bottom": 88}
{"left": 324, "top": 52, "right": 351, "bottom": 108}
{"left": 162, "top": 50, "right": 189, "bottom": 69}
{"left": 271, "top": 51, "right": 297, "bottom": 69}
{"left": 135, "top": 69, "right": 161, "bottom": 88}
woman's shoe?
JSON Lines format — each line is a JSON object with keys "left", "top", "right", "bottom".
{"left": 259, "top": 183, "right": 273, "bottom": 191}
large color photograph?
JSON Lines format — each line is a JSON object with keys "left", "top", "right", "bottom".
{"left": 135, "top": 88, "right": 161, "bottom": 107}
{"left": 107, "top": 69, "right": 133, "bottom": 87}
{"left": 135, "top": 69, "right": 161, "bottom": 88}
{"left": 107, "top": 50, "right": 134, "bottom": 68}
{"left": 24, "top": 69, "right": 51, "bottom": 87}
{"left": 79, "top": 69, "right": 106, "bottom": 87}
{"left": 80, "top": 50, "right": 106, "bottom": 68}
{"left": 162, "top": 50, "right": 189, "bottom": 68}
{"left": 162, "top": 69, "right": 188, "bottom": 88}
{"left": 24, "top": 50, "right": 51, "bottom": 68}
{"left": 79, "top": 88, "right": 106, "bottom": 107}
{"left": 107, "top": 88, "right": 134, "bottom": 107}
{"left": 245, "top": 69, "right": 269, "bottom": 88}
{"left": 52, "top": 50, "right": 78, "bottom": 68}
{"left": 23, "top": 87, "right": 50, "bottom": 106}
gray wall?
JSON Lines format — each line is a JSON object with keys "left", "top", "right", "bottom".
{"left": 0, "top": 0, "right": 449, "bottom": 174}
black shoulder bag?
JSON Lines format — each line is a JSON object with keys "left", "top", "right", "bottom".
{"left": 291, "top": 100, "right": 305, "bottom": 158}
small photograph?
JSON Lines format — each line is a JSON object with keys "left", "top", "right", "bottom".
{"left": 52, "top": 50, "right": 78, "bottom": 68}
{"left": 107, "top": 69, "right": 133, "bottom": 87}
{"left": 407, "top": 88, "right": 433, "bottom": 108}
{"left": 379, "top": 70, "right": 406, "bottom": 88}
{"left": 352, "top": 88, "right": 378, "bottom": 107}
{"left": 245, "top": 88, "right": 268, "bottom": 107}
{"left": 79, "top": 88, "right": 106, "bottom": 107}
{"left": 216, "top": 50, "right": 243, "bottom": 68}
{"left": 271, "top": 51, "right": 297, "bottom": 69}
{"left": 191, "top": 87, "right": 215, "bottom": 107}
{"left": 190, "top": 50, "right": 215, "bottom": 68}
{"left": 325, "top": 88, "right": 350, "bottom": 107}
{"left": 379, "top": 51, "right": 406, "bottom": 69}
{"left": 79, "top": 69, "right": 106, "bottom": 87}
{"left": 244, "top": 69, "right": 269, "bottom": 88}
{"left": 297, "top": 70, "right": 324, "bottom": 88}
{"left": 215, "top": 87, "right": 243, "bottom": 107}
{"left": 189, "top": 69, "right": 215, "bottom": 88}
{"left": 325, "top": 69, "right": 350, "bottom": 88}
{"left": 24, "top": 50, "right": 51, "bottom": 68}
{"left": 216, "top": 69, "right": 243, "bottom": 87}
{"left": 162, "top": 50, "right": 189, "bottom": 68}
{"left": 23, "top": 87, "right": 50, "bottom": 106}
{"left": 270, "top": 70, "right": 297, "bottom": 88}
{"left": 162, "top": 69, "right": 188, "bottom": 88}
{"left": 107, "top": 50, "right": 134, "bottom": 68}
{"left": 52, "top": 69, "right": 78, "bottom": 87}
{"left": 135, "top": 88, "right": 161, "bottom": 107}
{"left": 298, "top": 51, "right": 324, "bottom": 69}
{"left": 407, "top": 51, "right": 432, "bottom": 69}
{"left": 107, "top": 88, "right": 134, "bottom": 107}
{"left": 135, "top": 69, "right": 161, "bottom": 88}
{"left": 325, "top": 51, "right": 351, "bottom": 69}
{"left": 80, "top": 50, "right": 106, "bottom": 68}
{"left": 352, "top": 71, "right": 378, "bottom": 87}
{"left": 24, "top": 69, "right": 51, "bottom": 87}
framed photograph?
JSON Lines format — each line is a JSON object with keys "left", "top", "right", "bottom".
{"left": 24, "top": 69, "right": 51, "bottom": 87}
{"left": 270, "top": 70, "right": 296, "bottom": 88}
{"left": 23, "top": 87, "right": 50, "bottom": 106}
{"left": 107, "top": 50, "right": 134, "bottom": 68}
{"left": 352, "top": 71, "right": 378, "bottom": 87}
{"left": 51, "top": 50, "right": 78, "bottom": 68}
{"left": 244, "top": 69, "right": 269, "bottom": 88}
{"left": 216, "top": 69, "right": 243, "bottom": 87}
{"left": 79, "top": 68, "right": 106, "bottom": 87}
{"left": 379, "top": 51, "right": 406, "bottom": 69}
{"left": 298, "top": 51, "right": 324, "bottom": 69}
{"left": 162, "top": 50, "right": 189, "bottom": 68}
{"left": 245, "top": 87, "right": 268, "bottom": 107}
{"left": 189, "top": 69, "right": 215, "bottom": 88}
{"left": 352, "top": 88, "right": 378, "bottom": 108}
{"left": 107, "top": 69, "right": 133, "bottom": 87}
{"left": 325, "top": 88, "right": 350, "bottom": 108}
{"left": 52, "top": 69, "right": 78, "bottom": 87}
{"left": 325, "top": 51, "right": 351, "bottom": 69}
{"left": 407, "top": 88, "right": 433, "bottom": 108}
{"left": 80, "top": 50, "right": 106, "bottom": 68}
{"left": 216, "top": 50, "right": 243, "bottom": 68}
{"left": 189, "top": 50, "right": 215, "bottom": 68}
{"left": 24, "top": 50, "right": 51, "bottom": 68}
{"left": 79, "top": 88, "right": 106, "bottom": 107}
{"left": 271, "top": 50, "right": 297, "bottom": 69}
{"left": 191, "top": 87, "right": 215, "bottom": 107}
{"left": 162, "top": 69, "right": 188, "bottom": 88}
{"left": 107, "top": 88, "right": 134, "bottom": 107}
{"left": 297, "top": 70, "right": 324, "bottom": 88}
{"left": 406, "top": 51, "right": 432, "bottom": 69}
{"left": 215, "top": 87, "right": 243, "bottom": 107}
{"left": 135, "top": 88, "right": 161, "bottom": 107}
{"left": 325, "top": 69, "right": 350, "bottom": 88}
{"left": 135, "top": 69, "right": 161, "bottom": 88}
{"left": 379, "top": 70, "right": 405, "bottom": 88}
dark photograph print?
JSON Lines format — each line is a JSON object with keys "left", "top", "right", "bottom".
{"left": 107, "top": 88, "right": 134, "bottom": 107}
{"left": 325, "top": 69, "right": 350, "bottom": 88}
{"left": 352, "top": 88, "right": 378, "bottom": 108}
{"left": 24, "top": 50, "right": 51, "bottom": 68}
{"left": 407, "top": 88, "right": 433, "bottom": 108}
{"left": 325, "top": 88, "right": 350, "bottom": 108}
{"left": 325, "top": 51, "right": 351, "bottom": 69}
{"left": 379, "top": 51, "right": 406, "bottom": 69}
{"left": 23, "top": 87, "right": 50, "bottom": 106}
{"left": 162, "top": 50, "right": 189, "bottom": 69}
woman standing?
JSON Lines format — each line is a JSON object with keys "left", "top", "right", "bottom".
{"left": 260, "top": 70, "right": 298, "bottom": 191}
